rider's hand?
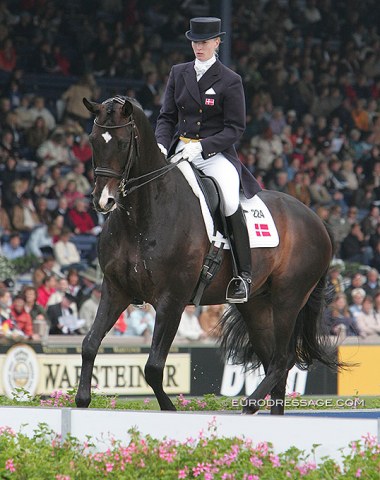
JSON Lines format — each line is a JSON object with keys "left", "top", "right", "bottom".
{"left": 157, "top": 143, "right": 167, "bottom": 157}
{"left": 182, "top": 142, "right": 202, "bottom": 162}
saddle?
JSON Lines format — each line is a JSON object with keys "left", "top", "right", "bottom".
{"left": 190, "top": 165, "right": 223, "bottom": 229}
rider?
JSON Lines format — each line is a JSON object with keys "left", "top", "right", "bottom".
{"left": 155, "top": 17, "right": 262, "bottom": 303}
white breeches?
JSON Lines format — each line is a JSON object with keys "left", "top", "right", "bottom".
{"left": 176, "top": 140, "right": 240, "bottom": 216}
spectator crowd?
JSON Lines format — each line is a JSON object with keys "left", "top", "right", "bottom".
{"left": 1, "top": 0, "right": 380, "bottom": 341}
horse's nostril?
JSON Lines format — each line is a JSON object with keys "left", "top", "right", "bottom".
{"left": 100, "top": 197, "right": 116, "bottom": 212}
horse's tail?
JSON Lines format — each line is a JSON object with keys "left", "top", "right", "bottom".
{"left": 294, "top": 223, "right": 348, "bottom": 371}
{"left": 218, "top": 305, "right": 261, "bottom": 371}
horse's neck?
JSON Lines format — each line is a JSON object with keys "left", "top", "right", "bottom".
{"left": 122, "top": 155, "right": 194, "bottom": 232}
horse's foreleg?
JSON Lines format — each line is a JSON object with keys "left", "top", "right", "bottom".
{"left": 144, "top": 300, "right": 184, "bottom": 411}
{"left": 75, "top": 283, "right": 128, "bottom": 408}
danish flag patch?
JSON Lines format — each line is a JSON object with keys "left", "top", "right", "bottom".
{"left": 254, "top": 223, "right": 271, "bottom": 237}
{"left": 205, "top": 98, "right": 214, "bottom": 106}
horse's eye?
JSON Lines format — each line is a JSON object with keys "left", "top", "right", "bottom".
{"left": 119, "top": 140, "right": 129, "bottom": 151}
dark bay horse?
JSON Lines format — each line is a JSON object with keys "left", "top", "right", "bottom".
{"left": 75, "top": 96, "right": 339, "bottom": 415}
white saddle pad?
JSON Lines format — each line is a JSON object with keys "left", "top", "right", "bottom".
{"left": 174, "top": 159, "right": 279, "bottom": 249}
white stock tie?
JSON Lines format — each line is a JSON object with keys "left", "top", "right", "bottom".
{"left": 194, "top": 56, "right": 216, "bottom": 82}
{"left": 194, "top": 64, "right": 208, "bottom": 81}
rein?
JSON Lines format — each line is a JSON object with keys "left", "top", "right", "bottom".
{"left": 119, "top": 150, "right": 186, "bottom": 196}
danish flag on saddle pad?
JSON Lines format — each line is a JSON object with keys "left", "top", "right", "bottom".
{"left": 205, "top": 98, "right": 214, "bottom": 106}
{"left": 254, "top": 223, "right": 271, "bottom": 237}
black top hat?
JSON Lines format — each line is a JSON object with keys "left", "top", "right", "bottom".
{"left": 185, "top": 17, "right": 225, "bottom": 42}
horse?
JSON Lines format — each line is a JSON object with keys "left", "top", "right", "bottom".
{"left": 75, "top": 95, "right": 340, "bottom": 415}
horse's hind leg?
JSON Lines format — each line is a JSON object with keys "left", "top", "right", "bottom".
{"left": 75, "top": 281, "right": 129, "bottom": 408}
{"left": 269, "top": 344, "right": 296, "bottom": 415}
{"left": 237, "top": 300, "right": 299, "bottom": 415}
{"left": 144, "top": 298, "right": 185, "bottom": 410}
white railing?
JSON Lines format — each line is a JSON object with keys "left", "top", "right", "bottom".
{"left": 0, "top": 406, "right": 378, "bottom": 464}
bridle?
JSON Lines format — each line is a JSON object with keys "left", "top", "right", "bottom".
{"left": 93, "top": 115, "right": 139, "bottom": 182}
{"left": 92, "top": 97, "right": 185, "bottom": 197}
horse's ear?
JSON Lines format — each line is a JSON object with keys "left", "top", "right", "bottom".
{"left": 121, "top": 99, "right": 134, "bottom": 118}
{"left": 83, "top": 97, "right": 100, "bottom": 115}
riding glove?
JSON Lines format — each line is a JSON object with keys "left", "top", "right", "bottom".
{"left": 157, "top": 143, "right": 167, "bottom": 157}
{"left": 182, "top": 142, "right": 203, "bottom": 162}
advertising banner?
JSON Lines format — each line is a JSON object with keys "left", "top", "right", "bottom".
{"left": 338, "top": 345, "right": 380, "bottom": 396}
{"left": 0, "top": 344, "right": 190, "bottom": 397}
{"left": 191, "top": 347, "right": 337, "bottom": 396}
{"left": 0, "top": 343, "right": 337, "bottom": 398}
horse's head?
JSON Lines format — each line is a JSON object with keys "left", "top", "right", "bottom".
{"left": 84, "top": 96, "right": 140, "bottom": 213}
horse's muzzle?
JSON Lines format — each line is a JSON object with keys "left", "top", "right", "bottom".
{"left": 93, "top": 184, "right": 118, "bottom": 213}
{"left": 94, "top": 196, "right": 116, "bottom": 213}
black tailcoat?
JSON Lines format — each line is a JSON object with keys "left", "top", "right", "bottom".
{"left": 155, "top": 59, "right": 261, "bottom": 198}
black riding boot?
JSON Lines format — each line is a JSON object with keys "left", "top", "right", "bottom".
{"left": 225, "top": 206, "right": 252, "bottom": 303}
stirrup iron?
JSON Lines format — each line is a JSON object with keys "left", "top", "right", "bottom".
{"left": 226, "top": 275, "right": 250, "bottom": 303}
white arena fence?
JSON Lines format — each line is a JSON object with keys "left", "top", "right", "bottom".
{"left": 0, "top": 406, "right": 378, "bottom": 465}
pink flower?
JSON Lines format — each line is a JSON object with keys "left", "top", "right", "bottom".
{"left": 159, "top": 445, "right": 177, "bottom": 463}
{"left": 269, "top": 454, "right": 281, "bottom": 467}
{"left": 362, "top": 433, "right": 377, "bottom": 448}
{"left": 355, "top": 468, "right": 362, "bottom": 478}
{"left": 178, "top": 394, "right": 191, "bottom": 406}
{"left": 256, "top": 441, "right": 269, "bottom": 455}
{"left": 144, "top": 398, "right": 151, "bottom": 404}
{"left": 0, "top": 427, "right": 15, "bottom": 436}
{"left": 250, "top": 455, "right": 263, "bottom": 467}
{"left": 106, "top": 463, "right": 114, "bottom": 472}
{"left": 5, "top": 459, "right": 16, "bottom": 472}
{"left": 110, "top": 398, "right": 116, "bottom": 408}
{"left": 192, "top": 462, "right": 213, "bottom": 477}
{"left": 287, "top": 391, "right": 301, "bottom": 398}
{"left": 296, "top": 465, "right": 308, "bottom": 476}
{"left": 178, "top": 468, "right": 188, "bottom": 479}
{"left": 208, "top": 416, "right": 217, "bottom": 430}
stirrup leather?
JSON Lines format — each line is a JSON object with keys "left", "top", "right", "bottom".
{"left": 226, "top": 275, "right": 251, "bottom": 303}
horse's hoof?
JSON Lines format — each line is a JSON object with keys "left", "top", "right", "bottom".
{"left": 161, "top": 404, "right": 177, "bottom": 411}
{"left": 75, "top": 395, "right": 91, "bottom": 408}
{"left": 241, "top": 406, "right": 259, "bottom": 415}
